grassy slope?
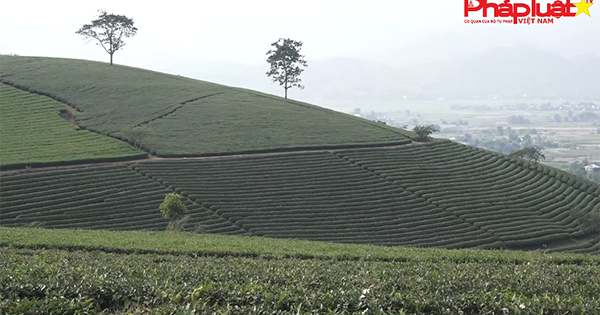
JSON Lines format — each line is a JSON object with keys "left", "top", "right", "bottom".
{"left": 0, "top": 84, "right": 145, "bottom": 167}
{"left": 0, "top": 56, "right": 413, "bottom": 157}
{"left": 2, "top": 228, "right": 599, "bottom": 314}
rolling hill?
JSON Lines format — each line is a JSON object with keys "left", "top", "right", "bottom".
{"left": 0, "top": 55, "right": 599, "bottom": 253}
{"left": 0, "top": 56, "right": 412, "bottom": 158}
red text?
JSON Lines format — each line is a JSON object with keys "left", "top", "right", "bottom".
{"left": 465, "top": 0, "right": 577, "bottom": 24}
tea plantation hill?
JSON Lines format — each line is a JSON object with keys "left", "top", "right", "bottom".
{"left": 0, "top": 55, "right": 413, "bottom": 161}
{"left": 0, "top": 55, "right": 599, "bottom": 253}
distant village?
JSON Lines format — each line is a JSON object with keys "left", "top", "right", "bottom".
{"left": 351, "top": 108, "right": 401, "bottom": 127}
{"left": 451, "top": 101, "right": 599, "bottom": 111}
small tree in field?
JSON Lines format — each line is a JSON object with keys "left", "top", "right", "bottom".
{"left": 76, "top": 10, "right": 138, "bottom": 65}
{"left": 266, "top": 38, "right": 308, "bottom": 101}
{"left": 509, "top": 146, "right": 545, "bottom": 164}
{"left": 413, "top": 124, "right": 440, "bottom": 142}
{"left": 160, "top": 193, "right": 188, "bottom": 230}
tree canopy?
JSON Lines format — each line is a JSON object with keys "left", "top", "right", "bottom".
{"left": 509, "top": 146, "right": 545, "bottom": 164}
{"left": 413, "top": 125, "right": 440, "bottom": 142}
{"left": 159, "top": 193, "right": 188, "bottom": 221}
{"left": 76, "top": 10, "right": 138, "bottom": 65}
{"left": 266, "top": 38, "right": 308, "bottom": 101}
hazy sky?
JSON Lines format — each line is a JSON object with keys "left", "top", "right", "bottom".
{"left": 1, "top": 0, "right": 599, "bottom": 107}
{"left": 2, "top": 0, "right": 598, "bottom": 64}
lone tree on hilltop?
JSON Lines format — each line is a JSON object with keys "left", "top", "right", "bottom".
{"left": 266, "top": 38, "right": 308, "bottom": 101}
{"left": 160, "top": 193, "right": 188, "bottom": 231}
{"left": 76, "top": 10, "right": 138, "bottom": 65}
{"left": 509, "top": 146, "right": 545, "bottom": 164}
{"left": 413, "top": 124, "right": 440, "bottom": 142}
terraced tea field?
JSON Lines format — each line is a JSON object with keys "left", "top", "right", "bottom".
{"left": 134, "top": 151, "right": 499, "bottom": 248}
{"left": 2, "top": 54, "right": 599, "bottom": 314}
{"left": 136, "top": 90, "right": 411, "bottom": 156}
{"left": 337, "top": 142, "right": 600, "bottom": 248}
{"left": 0, "top": 164, "right": 246, "bottom": 234}
{"left": 0, "top": 84, "right": 144, "bottom": 168}
{"left": 0, "top": 56, "right": 412, "bottom": 156}
{"left": 2, "top": 141, "right": 598, "bottom": 252}
{"left": 1, "top": 55, "right": 598, "bottom": 254}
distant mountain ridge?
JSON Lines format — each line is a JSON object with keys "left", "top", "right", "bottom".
{"left": 161, "top": 47, "right": 600, "bottom": 103}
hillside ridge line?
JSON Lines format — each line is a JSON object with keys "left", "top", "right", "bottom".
{"left": 1, "top": 141, "right": 446, "bottom": 175}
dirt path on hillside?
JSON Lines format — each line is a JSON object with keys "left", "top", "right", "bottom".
{"left": 59, "top": 104, "right": 80, "bottom": 126}
{"left": 1, "top": 141, "right": 439, "bottom": 175}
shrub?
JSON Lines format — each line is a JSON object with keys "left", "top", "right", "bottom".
{"left": 159, "top": 193, "right": 187, "bottom": 221}
{"left": 413, "top": 124, "right": 440, "bottom": 142}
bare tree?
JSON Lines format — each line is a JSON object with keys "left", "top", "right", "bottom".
{"left": 76, "top": 10, "right": 138, "bottom": 65}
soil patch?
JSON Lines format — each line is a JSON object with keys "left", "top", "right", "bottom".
{"left": 59, "top": 104, "right": 80, "bottom": 126}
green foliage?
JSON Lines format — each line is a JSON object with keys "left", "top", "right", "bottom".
{"left": 412, "top": 124, "right": 440, "bottom": 141}
{"left": 0, "top": 56, "right": 412, "bottom": 156}
{"left": 159, "top": 193, "right": 187, "bottom": 221}
{"left": 0, "top": 84, "right": 144, "bottom": 167}
{"left": 1, "top": 246, "right": 599, "bottom": 314}
{"left": 76, "top": 10, "right": 138, "bottom": 65}
{"left": 509, "top": 146, "right": 546, "bottom": 164}
{"left": 2, "top": 227, "right": 599, "bottom": 261}
{"left": 571, "top": 206, "right": 600, "bottom": 234}
{"left": 266, "top": 38, "right": 308, "bottom": 100}
{"left": 119, "top": 125, "right": 147, "bottom": 148}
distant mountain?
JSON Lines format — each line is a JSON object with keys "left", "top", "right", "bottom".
{"left": 417, "top": 46, "right": 600, "bottom": 100}
{"left": 147, "top": 48, "right": 600, "bottom": 104}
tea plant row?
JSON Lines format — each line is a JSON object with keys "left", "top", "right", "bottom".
{"left": 337, "top": 142, "right": 600, "bottom": 249}
{"left": 0, "top": 84, "right": 144, "bottom": 167}
{"left": 1, "top": 247, "right": 599, "bottom": 314}
{"left": 1, "top": 142, "right": 598, "bottom": 252}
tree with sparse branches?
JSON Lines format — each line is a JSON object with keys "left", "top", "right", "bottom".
{"left": 413, "top": 124, "right": 440, "bottom": 142}
{"left": 509, "top": 146, "right": 545, "bottom": 164}
{"left": 266, "top": 38, "right": 308, "bottom": 101}
{"left": 76, "top": 10, "right": 138, "bottom": 65}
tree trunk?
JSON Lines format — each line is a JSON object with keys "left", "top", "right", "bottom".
{"left": 284, "top": 72, "right": 288, "bottom": 101}
{"left": 110, "top": 53, "right": 113, "bottom": 65}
